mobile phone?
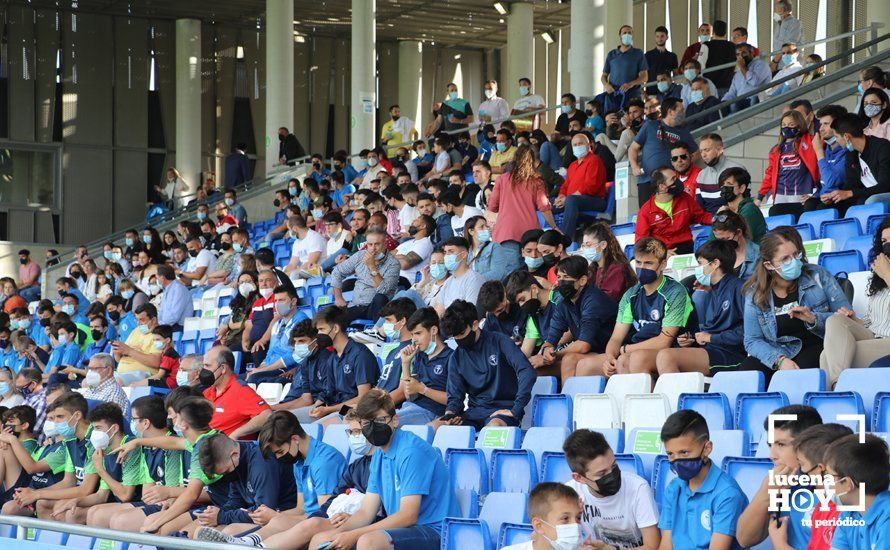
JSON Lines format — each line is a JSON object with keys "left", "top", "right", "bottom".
{"left": 316, "top": 543, "right": 333, "bottom": 550}
{"left": 440, "top": 412, "right": 458, "bottom": 422}
{"left": 339, "top": 405, "right": 352, "bottom": 417}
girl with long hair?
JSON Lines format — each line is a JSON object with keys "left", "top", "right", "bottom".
{"left": 758, "top": 110, "right": 819, "bottom": 213}
{"left": 739, "top": 229, "right": 850, "bottom": 383}
{"left": 579, "top": 221, "right": 636, "bottom": 302}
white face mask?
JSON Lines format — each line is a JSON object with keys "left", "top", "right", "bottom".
{"left": 85, "top": 370, "right": 102, "bottom": 389}
{"left": 484, "top": 89, "right": 496, "bottom": 99}
{"left": 89, "top": 427, "right": 114, "bottom": 451}
{"left": 259, "top": 287, "right": 274, "bottom": 299}
{"left": 541, "top": 521, "right": 582, "bottom": 550}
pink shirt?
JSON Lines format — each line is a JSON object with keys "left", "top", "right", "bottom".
{"left": 489, "top": 173, "right": 551, "bottom": 244}
{"left": 18, "top": 262, "right": 40, "bottom": 288}
{"left": 865, "top": 118, "right": 890, "bottom": 140}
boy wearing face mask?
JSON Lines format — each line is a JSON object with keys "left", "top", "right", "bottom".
{"left": 129, "top": 325, "right": 180, "bottom": 389}
{"left": 374, "top": 299, "right": 417, "bottom": 402}
{"left": 539, "top": 257, "right": 617, "bottom": 380}
{"left": 435, "top": 300, "right": 536, "bottom": 430}
{"left": 480, "top": 280, "right": 529, "bottom": 342}
{"left": 394, "top": 307, "right": 451, "bottom": 426}
{"left": 246, "top": 286, "right": 309, "bottom": 385}
{"left": 504, "top": 482, "right": 589, "bottom": 550}
{"left": 635, "top": 167, "right": 713, "bottom": 255}
{"left": 579, "top": 238, "right": 693, "bottom": 379}
{"left": 83, "top": 395, "right": 188, "bottom": 529}
{"left": 45, "top": 321, "right": 83, "bottom": 382}
{"left": 273, "top": 321, "right": 334, "bottom": 419}
{"left": 49, "top": 402, "right": 147, "bottom": 524}
{"left": 310, "top": 389, "right": 457, "bottom": 550}
{"left": 0, "top": 406, "right": 39, "bottom": 505}
{"left": 562, "top": 429, "right": 659, "bottom": 549}
{"left": 3, "top": 393, "right": 89, "bottom": 518}
{"left": 505, "top": 269, "right": 558, "bottom": 359}
{"left": 821, "top": 434, "right": 890, "bottom": 550}
{"left": 659, "top": 410, "right": 748, "bottom": 550}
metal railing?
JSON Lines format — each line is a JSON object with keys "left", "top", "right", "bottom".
{"left": 639, "top": 22, "right": 884, "bottom": 91}
{"left": 0, "top": 515, "right": 234, "bottom": 550}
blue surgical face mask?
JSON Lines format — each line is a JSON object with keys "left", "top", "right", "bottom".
{"left": 495, "top": 142, "right": 507, "bottom": 152}
{"left": 292, "top": 343, "right": 312, "bottom": 363}
{"left": 857, "top": 83, "right": 864, "bottom": 95}
{"left": 61, "top": 304, "right": 75, "bottom": 316}
{"left": 698, "top": 35, "right": 711, "bottom": 43}
{"left": 111, "top": 252, "right": 122, "bottom": 262}
{"left": 121, "top": 289, "right": 135, "bottom": 300}
{"left": 137, "top": 324, "right": 150, "bottom": 334}
{"left": 683, "top": 69, "right": 697, "bottom": 81}
{"left": 176, "top": 370, "right": 190, "bottom": 387}
{"left": 572, "top": 145, "right": 589, "bottom": 159}
{"left": 444, "top": 254, "right": 461, "bottom": 272}
{"left": 525, "top": 256, "right": 544, "bottom": 270}
{"left": 694, "top": 262, "right": 716, "bottom": 287}
{"left": 125, "top": 237, "right": 134, "bottom": 247}
{"left": 825, "top": 136, "right": 837, "bottom": 145}
{"left": 104, "top": 251, "right": 113, "bottom": 260}
{"left": 129, "top": 419, "right": 144, "bottom": 438}
{"left": 620, "top": 33, "right": 633, "bottom": 46}
{"left": 348, "top": 433, "right": 371, "bottom": 456}
{"left": 233, "top": 242, "right": 243, "bottom": 253}
{"left": 519, "top": 85, "right": 529, "bottom": 95}
{"left": 424, "top": 340, "right": 437, "bottom": 356}
{"left": 581, "top": 247, "right": 602, "bottom": 263}
{"left": 225, "top": 198, "right": 235, "bottom": 207}
{"left": 289, "top": 187, "right": 298, "bottom": 196}
{"left": 781, "top": 53, "right": 795, "bottom": 66}
{"left": 561, "top": 105, "right": 572, "bottom": 114}
{"left": 142, "top": 234, "right": 152, "bottom": 244}
{"left": 777, "top": 257, "right": 803, "bottom": 281}
{"left": 197, "top": 211, "right": 207, "bottom": 221}
{"left": 382, "top": 322, "right": 400, "bottom": 340}
{"left": 173, "top": 422, "right": 185, "bottom": 437}
{"left": 657, "top": 81, "right": 670, "bottom": 93}
{"left": 57, "top": 334, "right": 68, "bottom": 346}
{"left": 846, "top": 141, "right": 855, "bottom": 152}
{"left": 690, "top": 90, "right": 704, "bottom": 103}
{"left": 430, "top": 263, "right": 448, "bottom": 280}
{"left": 0, "top": 383, "right": 9, "bottom": 395}
{"left": 56, "top": 413, "right": 77, "bottom": 439}
{"left": 448, "top": 91, "right": 458, "bottom": 101}
{"left": 477, "top": 229, "right": 491, "bottom": 243}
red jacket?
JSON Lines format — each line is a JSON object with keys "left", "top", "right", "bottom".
{"left": 560, "top": 153, "right": 607, "bottom": 198}
{"left": 678, "top": 165, "right": 702, "bottom": 196}
{"left": 758, "top": 132, "right": 820, "bottom": 198}
{"left": 635, "top": 192, "right": 713, "bottom": 249}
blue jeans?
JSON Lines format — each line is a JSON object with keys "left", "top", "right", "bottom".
{"left": 728, "top": 95, "right": 759, "bottom": 114}
{"left": 486, "top": 241, "right": 524, "bottom": 282}
{"left": 383, "top": 525, "right": 441, "bottom": 550}
{"left": 321, "top": 248, "right": 350, "bottom": 272}
{"left": 558, "top": 194, "right": 607, "bottom": 235}
{"left": 396, "top": 401, "right": 439, "bottom": 425}
{"left": 19, "top": 286, "right": 40, "bottom": 303}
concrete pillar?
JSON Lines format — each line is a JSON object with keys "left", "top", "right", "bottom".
{"left": 398, "top": 40, "right": 422, "bottom": 133}
{"left": 351, "top": 0, "right": 376, "bottom": 167}
{"left": 175, "top": 19, "right": 202, "bottom": 199}
{"left": 569, "top": 0, "right": 607, "bottom": 96}
{"left": 505, "top": 1, "right": 534, "bottom": 104}
{"left": 605, "top": 0, "right": 634, "bottom": 54}
{"left": 868, "top": 0, "right": 890, "bottom": 52}
{"left": 265, "top": 0, "right": 294, "bottom": 172}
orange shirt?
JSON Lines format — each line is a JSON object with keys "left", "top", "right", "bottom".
{"left": 203, "top": 375, "right": 270, "bottom": 439}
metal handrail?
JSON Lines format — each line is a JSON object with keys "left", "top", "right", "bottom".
{"left": 684, "top": 31, "right": 890, "bottom": 129}
{"left": 0, "top": 515, "right": 234, "bottom": 550}
{"left": 639, "top": 22, "right": 884, "bottom": 90}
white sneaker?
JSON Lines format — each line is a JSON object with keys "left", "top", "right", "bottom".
{"left": 350, "top": 327, "right": 385, "bottom": 345}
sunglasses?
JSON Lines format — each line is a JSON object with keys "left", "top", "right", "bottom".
{"left": 671, "top": 154, "right": 689, "bottom": 161}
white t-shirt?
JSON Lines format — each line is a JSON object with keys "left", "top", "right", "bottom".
{"left": 326, "top": 231, "right": 349, "bottom": 257}
{"left": 450, "top": 206, "right": 484, "bottom": 237}
{"left": 565, "top": 472, "right": 658, "bottom": 549}
{"left": 513, "top": 94, "right": 546, "bottom": 112}
{"left": 292, "top": 229, "right": 327, "bottom": 265}
{"left": 395, "top": 237, "right": 434, "bottom": 283}
{"left": 186, "top": 249, "right": 214, "bottom": 273}
{"left": 501, "top": 541, "right": 533, "bottom": 550}
{"left": 434, "top": 151, "right": 451, "bottom": 173}
{"left": 860, "top": 157, "right": 879, "bottom": 188}
{"left": 479, "top": 97, "right": 511, "bottom": 124}
{"left": 361, "top": 165, "right": 388, "bottom": 189}
{"left": 399, "top": 204, "right": 419, "bottom": 230}
{"left": 434, "top": 268, "right": 486, "bottom": 310}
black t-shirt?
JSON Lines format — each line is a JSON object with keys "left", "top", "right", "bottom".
{"left": 772, "top": 288, "right": 820, "bottom": 345}
{"left": 555, "top": 110, "right": 587, "bottom": 136}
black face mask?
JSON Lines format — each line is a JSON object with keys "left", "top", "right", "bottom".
{"left": 39, "top": 318, "right": 51, "bottom": 328}
{"left": 585, "top": 109, "right": 594, "bottom": 117}
{"left": 391, "top": 115, "right": 400, "bottom": 121}
{"left": 277, "top": 442, "right": 302, "bottom": 464}
{"left": 646, "top": 112, "right": 660, "bottom": 120}
{"left": 0, "top": 340, "right": 8, "bottom": 350}
{"left": 667, "top": 179, "right": 684, "bottom": 197}
{"left": 90, "top": 329, "right": 104, "bottom": 341}
{"left": 220, "top": 242, "right": 232, "bottom": 251}
{"left": 630, "top": 118, "right": 644, "bottom": 132}
{"left": 541, "top": 253, "right": 557, "bottom": 266}
{"left": 273, "top": 198, "right": 281, "bottom": 208}
{"left": 496, "top": 305, "right": 513, "bottom": 322}
{"left": 19, "top": 258, "right": 27, "bottom": 265}
{"left": 198, "top": 367, "right": 218, "bottom": 387}
{"left": 590, "top": 464, "right": 622, "bottom": 497}
{"left": 107, "top": 310, "right": 121, "bottom": 322}
{"left": 557, "top": 280, "right": 579, "bottom": 300}
{"left": 165, "top": 418, "right": 175, "bottom": 433}
{"left": 203, "top": 233, "right": 214, "bottom": 243}
{"left": 741, "top": 55, "right": 752, "bottom": 66}
{"left": 455, "top": 330, "right": 478, "bottom": 350}
{"left": 408, "top": 226, "right": 419, "bottom": 236}
{"left": 362, "top": 421, "right": 394, "bottom": 447}
{"left": 278, "top": 134, "right": 285, "bottom": 141}
{"left": 314, "top": 333, "right": 334, "bottom": 350}
{"left": 70, "top": 271, "right": 83, "bottom": 279}
{"left": 719, "top": 186, "right": 738, "bottom": 202}
{"left": 883, "top": 243, "right": 890, "bottom": 257}
{"left": 520, "top": 298, "right": 542, "bottom": 317}
{"left": 188, "top": 249, "right": 199, "bottom": 258}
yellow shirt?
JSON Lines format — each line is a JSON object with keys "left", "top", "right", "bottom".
{"left": 489, "top": 146, "right": 517, "bottom": 171}
{"left": 380, "top": 118, "right": 415, "bottom": 156}
{"left": 117, "top": 328, "right": 160, "bottom": 375}
{"left": 655, "top": 199, "right": 673, "bottom": 218}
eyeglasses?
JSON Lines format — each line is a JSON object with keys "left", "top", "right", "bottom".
{"left": 670, "top": 154, "right": 689, "bottom": 161}
{"left": 713, "top": 214, "right": 730, "bottom": 224}
{"left": 359, "top": 415, "right": 393, "bottom": 428}
{"left": 345, "top": 428, "right": 363, "bottom": 437}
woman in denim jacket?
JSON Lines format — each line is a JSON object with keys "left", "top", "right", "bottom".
{"left": 740, "top": 227, "right": 851, "bottom": 383}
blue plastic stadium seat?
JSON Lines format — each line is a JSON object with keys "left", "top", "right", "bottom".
{"left": 180, "top": 331, "right": 198, "bottom": 356}
{"left": 765, "top": 214, "right": 796, "bottom": 230}
{"left": 723, "top": 457, "right": 774, "bottom": 502}
{"left": 446, "top": 448, "right": 489, "bottom": 517}
{"left": 562, "top": 376, "right": 606, "bottom": 398}
{"left": 799, "top": 209, "right": 838, "bottom": 235}
{"left": 401, "top": 425, "right": 434, "bottom": 444}
{"left": 498, "top": 523, "right": 534, "bottom": 549}
{"left": 820, "top": 218, "right": 861, "bottom": 249}
{"left": 691, "top": 224, "right": 712, "bottom": 240}
{"left": 432, "top": 425, "right": 477, "bottom": 459}
{"left": 835, "top": 367, "right": 890, "bottom": 417}
{"left": 615, "top": 453, "right": 647, "bottom": 478}
{"left": 441, "top": 518, "right": 491, "bottom": 550}
{"left": 481, "top": 492, "right": 530, "bottom": 542}
{"left": 709, "top": 430, "right": 747, "bottom": 467}
{"left": 579, "top": 181, "right": 616, "bottom": 221}
{"left": 768, "top": 368, "right": 826, "bottom": 404}
{"left": 532, "top": 394, "right": 573, "bottom": 429}
{"left": 846, "top": 203, "right": 886, "bottom": 232}
{"left": 679, "top": 370, "right": 765, "bottom": 429}
{"left": 475, "top": 426, "right": 522, "bottom": 464}
{"left": 845, "top": 235, "right": 874, "bottom": 265}
{"left": 818, "top": 250, "right": 864, "bottom": 276}
{"left": 694, "top": 232, "right": 710, "bottom": 252}
{"left": 491, "top": 449, "right": 538, "bottom": 492}
{"left": 793, "top": 223, "right": 815, "bottom": 241}
{"left": 232, "top": 351, "right": 243, "bottom": 374}
{"left": 652, "top": 455, "right": 677, "bottom": 510}
{"left": 624, "top": 243, "right": 635, "bottom": 260}
{"left": 612, "top": 222, "right": 636, "bottom": 236}
{"left": 523, "top": 427, "right": 570, "bottom": 464}
{"left": 596, "top": 428, "right": 625, "bottom": 454}
{"left": 874, "top": 392, "right": 890, "bottom": 433}
{"left": 803, "top": 391, "right": 866, "bottom": 431}
{"left": 867, "top": 213, "right": 890, "bottom": 235}
{"left": 323, "top": 423, "right": 351, "bottom": 461}
{"left": 736, "top": 392, "right": 789, "bottom": 454}
{"left": 522, "top": 376, "right": 558, "bottom": 430}
{"left": 540, "top": 451, "right": 573, "bottom": 483}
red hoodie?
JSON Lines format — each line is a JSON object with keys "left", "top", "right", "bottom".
{"left": 758, "top": 132, "right": 820, "bottom": 198}
{"left": 635, "top": 191, "right": 713, "bottom": 249}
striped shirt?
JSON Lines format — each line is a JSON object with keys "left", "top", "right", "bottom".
{"left": 866, "top": 287, "right": 890, "bottom": 338}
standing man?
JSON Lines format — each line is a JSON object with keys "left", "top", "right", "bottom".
{"left": 17, "top": 249, "right": 41, "bottom": 303}
{"left": 478, "top": 80, "right": 510, "bottom": 125}
{"left": 511, "top": 78, "right": 546, "bottom": 131}
{"left": 380, "top": 105, "right": 417, "bottom": 157}
{"left": 602, "top": 25, "right": 649, "bottom": 102}
{"left": 679, "top": 23, "right": 713, "bottom": 69}
{"left": 773, "top": 0, "right": 803, "bottom": 57}
{"left": 278, "top": 127, "right": 306, "bottom": 165}
{"left": 645, "top": 26, "right": 679, "bottom": 96}
{"left": 156, "top": 265, "right": 193, "bottom": 333}
{"left": 699, "top": 21, "right": 737, "bottom": 94}
{"left": 224, "top": 143, "right": 251, "bottom": 188}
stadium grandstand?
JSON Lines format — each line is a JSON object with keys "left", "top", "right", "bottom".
{"left": 1, "top": 0, "right": 890, "bottom": 548}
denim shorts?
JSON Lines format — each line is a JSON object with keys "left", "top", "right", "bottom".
{"left": 383, "top": 524, "right": 441, "bottom": 549}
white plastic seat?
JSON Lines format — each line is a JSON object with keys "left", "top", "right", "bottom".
{"left": 848, "top": 271, "right": 870, "bottom": 317}
{"left": 802, "top": 238, "right": 835, "bottom": 262}
{"left": 182, "top": 317, "right": 202, "bottom": 332}
{"left": 623, "top": 394, "right": 670, "bottom": 442}
{"left": 652, "top": 372, "right": 705, "bottom": 411}
{"left": 605, "top": 373, "right": 652, "bottom": 413}
{"left": 573, "top": 393, "right": 620, "bottom": 429}
{"left": 256, "top": 382, "right": 282, "bottom": 404}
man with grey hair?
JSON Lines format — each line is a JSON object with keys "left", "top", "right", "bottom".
{"left": 330, "top": 228, "right": 400, "bottom": 322}
{"left": 176, "top": 354, "right": 203, "bottom": 387}
{"left": 202, "top": 345, "right": 271, "bottom": 440}
{"left": 83, "top": 353, "right": 130, "bottom": 413}
{"left": 773, "top": 0, "right": 803, "bottom": 56}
